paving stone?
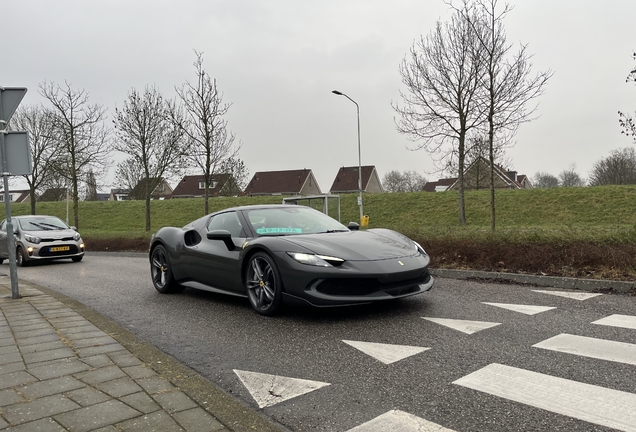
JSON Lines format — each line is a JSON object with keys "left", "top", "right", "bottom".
{"left": 92, "top": 426, "right": 120, "bottom": 432}
{"left": 153, "top": 390, "right": 198, "bottom": 413}
{"left": 57, "top": 324, "right": 101, "bottom": 334}
{"left": 75, "top": 365, "right": 126, "bottom": 385}
{"left": 19, "top": 375, "right": 86, "bottom": 399}
{"left": 109, "top": 351, "right": 143, "bottom": 368}
{"left": 115, "top": 409, "right": 184, "bottom": 432}
{"left": 10, "top": 322, "right": 49, "bottom": 332}
{"left": 23, "top": 347, "right": 75, "bottom": 365}
{"left": 14, "top": 328, "right": 57, "bottom": 340}
{"left": 53, "top": 399, "right": 141, "bottom": 432}
{"left": 0, "top": 345, "right": 19, "bottom": 355}
{"left": 0, "top": 388, "right": 25, "bottom": 407}
{"left": 64, "top": 330, "right": 109, "bottom": 340}
{"left": 16, "top": 333, "right": 60, "bottom": 346}
{"left": 172, "top": 407, "right": 227, "bottom": 432}
{"left": 29, "top": 358, "right": 92, "bottom": 380}
{"left": 0, "top": 336, "right": 16, "bottom": 347}
{"left": 122, "top": 365, "right": 156, "bottom": 380}
{"left": 4, "top": 417, "right": 67, "bottom": 432}
{"left": 0, "top": 370, "right": 37, "bottom": 390}
{"left": 20, "top": 340, "right": 67, "bottom": 354}
{"left": 0, "top": 361, "right": 26, "bottom": 375}
{"left": 0, "top": 416, "right": 7, "bottom": 429}
{"left": 71, "top": 335, "right": 119, "bottom": 349}
{"left": 135, "top": 375, "right": 175, "bottom": 395}
{"left": 0, "top": 351, "right": 22, "bottom": 365}
{"left": 119, "top": 392, "right": 161, "bottom": 414}
{"left": 76, "top": 343, "right": 126, "bottom": 358}
{"left": 96, "top": 377, "right": 143, "bottom": 398}
{"left": 66, "top": 387, "right": 112, "bottom": 406}
{"left": 46, "top": 313, "right": 84, "bottom": 321}
{"left": 3, "top": 394, "right": 80, "bottom": 424}
{"left": 81, "top": 354, "right": 113, "bottom": 368}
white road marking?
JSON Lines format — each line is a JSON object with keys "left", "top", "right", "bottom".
{"left": 592, "top": 314, "right": 636, "bottom": 330}
{"left": 342, "top": 340, "right": 430, "bottom": 365}
{"left": 532, "top": 290, "right": 602, "bottom": 300}
{"left": 482, "top": 302, "right": 556, "bottom": 315}
{"left": 453, "top": 363, "right": 636, "bottom": 432}
{"left": 533, "top": 333, "right": 636, "bottom": 365}
{"left": 422, "top": 317, "right": 501, "bottom": 334}
{"left": 233, "top": 370, "right": 330, "bottom": 409}
{"left": 346, "top": 409, "right": 456, "bottom": 432}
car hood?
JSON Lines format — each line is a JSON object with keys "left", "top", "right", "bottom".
{"left": 21, "top": 229, "right": 78, "bottom": 239}
{"left": 280, "top": 229, "right": 418, "bottom": 261}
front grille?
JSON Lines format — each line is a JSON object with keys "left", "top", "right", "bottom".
{"left": 38, "top": 244, "right": 80, "bottom": 257}
{"left": 314, "top": 270, "right": 431, "bottom": 297}
{"left": 41, "top": 236, "right": 76, "bottom": 242}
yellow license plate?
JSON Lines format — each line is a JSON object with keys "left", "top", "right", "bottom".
{"left": 51, "top": 246, "right": 70, "bottom": 252}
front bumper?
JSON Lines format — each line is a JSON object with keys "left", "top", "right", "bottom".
{"left": 23, "top": 242, "right": 85, "bottom": 260}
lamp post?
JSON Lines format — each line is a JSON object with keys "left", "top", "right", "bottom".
{"left": 332, "top": 90, "right": 363, "bottom": 223}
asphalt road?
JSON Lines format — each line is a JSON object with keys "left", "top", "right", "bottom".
{"left": 9, "top": 254, "right": 636, "bottom": 432}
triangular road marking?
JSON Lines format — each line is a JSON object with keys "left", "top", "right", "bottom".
{"left": 342, "top": 340, "right": 430, "bottom": 364}
{"left": 592, "top": 314, "right": 636, "bottom": 330}
{"left": 482, "top": 302, "right": 556, "bottom": 315}
{"left": 533, "top": 290, "right": 602, "bottom": 300}
{"left": 233, "top": 370, "right": 330, "bottom": 408}
{"left": 422, "top": 317, "right": 501, "bottom": 334}
{"left": 346, "top": 409, "right": 457, "bottom": 431}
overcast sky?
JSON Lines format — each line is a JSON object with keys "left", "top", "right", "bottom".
{"left": 4, "top": 0, "right": 635, "bottom": 192}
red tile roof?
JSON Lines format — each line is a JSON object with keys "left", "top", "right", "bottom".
{"left": 329, "top": 166, "right": 376, "bottom": 192}
{"left": 244, "top": 169, "right": 316, "bottom": 195}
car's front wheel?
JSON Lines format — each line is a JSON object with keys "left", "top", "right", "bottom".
{"left": 245, "top": 252, "right": 283, "bottom": 315}
{"left": 150, "top": 245, "right": 184, "bottom": 294}
{"left": 71, "top": 256, "right": 83, "bottom": 262}
{"left": 16, "top": 247, "right": 28, "bottom": 267}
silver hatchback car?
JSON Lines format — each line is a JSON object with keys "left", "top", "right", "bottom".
{"left": 0, "top": 215, "right": 85, "bottom": 266}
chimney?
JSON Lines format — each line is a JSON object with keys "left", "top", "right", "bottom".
{"left": 507, "top": 171, "right": 517, "bottom": 182}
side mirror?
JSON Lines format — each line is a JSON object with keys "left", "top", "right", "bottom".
{"left": 207, "top": 229, "right": 235, "bottom": 250}
{"left": 348, "top": 222, "right": 360, "bottom": 231}
{"left": 70, "top": 226, "right": 78, "bottom": 231}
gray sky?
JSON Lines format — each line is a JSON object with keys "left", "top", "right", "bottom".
{"left": 4, "top": 0, "right": 635, "bottom": 191}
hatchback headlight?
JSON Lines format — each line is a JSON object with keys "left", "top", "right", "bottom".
{"left": 24, "top": 234, "right": 41, "bottom": 244}
{"left": 287, "top": 252, "right": 344, "bottom": 267}
{"left": 73, "top": 232, "right": 81, "bottom": 241}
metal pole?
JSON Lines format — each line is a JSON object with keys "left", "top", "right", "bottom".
{"left": 0, "top": 90, "right": 20, "bottom": 299}
{"left": 332, "top": 90, "right": 363, "bottom": 223}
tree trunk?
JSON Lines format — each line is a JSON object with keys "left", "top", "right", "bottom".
{"left": 145, "top": 195, "right": 151, "bottom": 231}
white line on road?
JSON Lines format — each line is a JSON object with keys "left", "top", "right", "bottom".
{"left": 233, "top": 370, "right": 330, "bottom": 408}
{"left": 532, "top": 290, "right": 602, "bottom": 300}
{"left": 342, "top": 340, "right": 430, "bottom": 365}
{"left": 453, "top": 363, "right": 636, "bottom": 432}
{"left": 482, "top": 302, "right": 556, "bottom": 315}
{"left": 592, "top": 314, "right": 636, "bottom": 330}
{"left": 346, "top": 409, "right": 456, "bottom": 432}
{"left": 422, "top": 317, "right": 501, "bottom": 334}
{"left": 533, "top": 333, "right": 636, "bottom": 365}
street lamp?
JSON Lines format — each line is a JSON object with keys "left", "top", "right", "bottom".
{"left": 332, "top": 90, "right": 363, "bottom": 223}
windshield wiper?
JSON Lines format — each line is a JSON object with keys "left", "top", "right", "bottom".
{"left": 316, "top": 229, "right": 348, "bottom": 234}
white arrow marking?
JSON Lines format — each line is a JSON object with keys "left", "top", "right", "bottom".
{"left": 422, "top": 317, "right": 501, "bottom": 334}
{"left": 482, "top": 302, "right": 556, "bottom": 315}
{"left": 592, "top": 314, "right": 636, "bottom": 330}
{"left": 532, "top": 290, "right": 602, "bottom": 300}
{"left": 346, "top": 409, "right": 456, "bottom": 432}
{"left": 342, "top": 340, "right": 430, "bottom": 364}
{"left": 233, "top": 370, "right": 330, "bottom": 408}
{"left": 533, "top": 333, "right": 636, "bottom": 365}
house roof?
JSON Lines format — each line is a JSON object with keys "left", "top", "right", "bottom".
{"left": 130, "top": 178, "right": 173, "bottom": 199}
{"left": 422, "top": 178, "right": 457, "bottom": 192}
{"left": 329, "top": 166, "right": 377, "bottom": 193}
{"left": 172, "top": 174, "right": 232, "bottom": 197}
{"left": 447, "top": 156, "right": 525, "bottom": 190}
{"left": 244, "top": 169, "right": 317, "bottom": 195}
{"left": 38, "top": 188, "right": 67, "bottom": 202}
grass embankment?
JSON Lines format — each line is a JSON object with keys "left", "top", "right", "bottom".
{"left": 4, "top": 186, "right": 636, "bottom": 280}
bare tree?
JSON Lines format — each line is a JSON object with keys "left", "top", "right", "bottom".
{"left": 532, "top": 171, "right": 559, "bottom": 188}
{"left": 39, "top": 81, "right": 111, "bottom": 229}
{"left": 114, "top": 157, "right": 144, "bottom": 192}
{"left": 217, "top": 157, "right": 249, "bottom": 196}
{"left": 455, "top": 0, "right": 552, "bottom": 230}
{"left": 382, "top": 170, "right": 427, "bottom": 192}
{"left": 588, "top": 147, "right": 636, "bottom": 185}
{"left": 8, "top": 105, "right": 61, "bottom": 214}
{"left": 175, "top": 51, "right": 237, "bottom": 214}
{"left": 619, "top": 52, "right": 636, "bottom": 143}
{"left": 394, "top": 9, "right": 486, "bottom": 224}
{"left": 83, "top": 169, "right": 98, "bottom": 201}
{"left": 559, "top": 164, "right": 585, "bottom": 187}
{"left": 113, "top": 86, "right": 188, "bottom": 231}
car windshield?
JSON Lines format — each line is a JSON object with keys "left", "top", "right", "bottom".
{"left": 244, "top": 206, "right": 349, "bottom": 236}
{"left": 18, "top": 217, "right": 69, "bottom": 231}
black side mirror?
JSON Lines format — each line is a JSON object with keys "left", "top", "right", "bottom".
{"left": 348, "top": 222, "right": 360, "bottom": 231}
{"left": 207, "top": 229, "right": 235, "bottom": 251}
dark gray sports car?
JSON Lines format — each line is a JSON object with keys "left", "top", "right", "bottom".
{"left": 149, "top": 204, "right": 433, "bottom": 315}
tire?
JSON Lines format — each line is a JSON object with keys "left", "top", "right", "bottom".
{"left": 16, "top": 247, "right": 29, "bottom": 267}
{"left": 150, "top": 245, "right": 184, "bottom": 294}
{"left": 245, "top": 252, "right": 283, "bottom": 315}
{"left": 71, "top": 256, "right": 83, "bottom": 262}
{"left": 0, "top": 258, "right": 4, "bottom": 265}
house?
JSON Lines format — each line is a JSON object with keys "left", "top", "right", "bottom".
{"left": 171, "top": 174, "right": 237, "bottom": 198}
{"left": 244, "top": 169, "right": 322, "bottom": 196}
{"left": 38, "top": 188, "right": 67, "bottom": 202}
{"left": 329, "top": 166, "right": 383, "bottom": 194}
{"left": 423, "top": 157, "right": 533, "bottom": 192}
{"left": 128, "top": 178, "right": 173, "bottom": 200}
{"left": 0, "top": 189, "right": 32, "bottom": 203}
{"left": 109, "top": 189, "right": 130, "bottom": 201}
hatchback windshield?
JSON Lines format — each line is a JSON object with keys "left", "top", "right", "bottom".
{"left": 18, "top": 217, "right": 69, "bottom": 231}
{"left": 244, "top": 206, "right": 348, "bottom": 236}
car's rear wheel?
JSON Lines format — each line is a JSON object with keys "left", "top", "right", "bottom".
{"left": 245, "top": 252, "right": 283, "bottom": 315}
{"left": 16, "top": 247, "right": 28, "bottom": 267}
{"left": 150, "top": 245, "right": 184, "bottom": 294}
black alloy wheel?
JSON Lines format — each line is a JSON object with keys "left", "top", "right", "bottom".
{"left": 245, "top": 252, "right": 283, "bottom": 315}
{"left": 150, "top": 245, "right": 184, "bottom": 294}
{"left": 16, "top": 247, "right": 28, "bottom": 267}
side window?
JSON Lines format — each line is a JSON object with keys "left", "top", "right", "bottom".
{"left": 0, "top": 220, "right": 5, "bottom": 232}
{"left": 207, "top": 212, "right": 245, "bottom": 238}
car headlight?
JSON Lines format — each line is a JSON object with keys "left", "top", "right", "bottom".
{"left": 73, "top": 232, "right": 81, "bottom": 241}
{"left": 24, "top": 234, "right": 41, "bottom": 244}
{"left": 413, "top": 241, "right": 427, "bottom": 256}
{"left": 287, "top": 252, "right": 344, "bottom": 267}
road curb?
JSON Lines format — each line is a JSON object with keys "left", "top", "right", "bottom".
{"left": 430, "top": 268, "right": 635, "bottom": 293}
